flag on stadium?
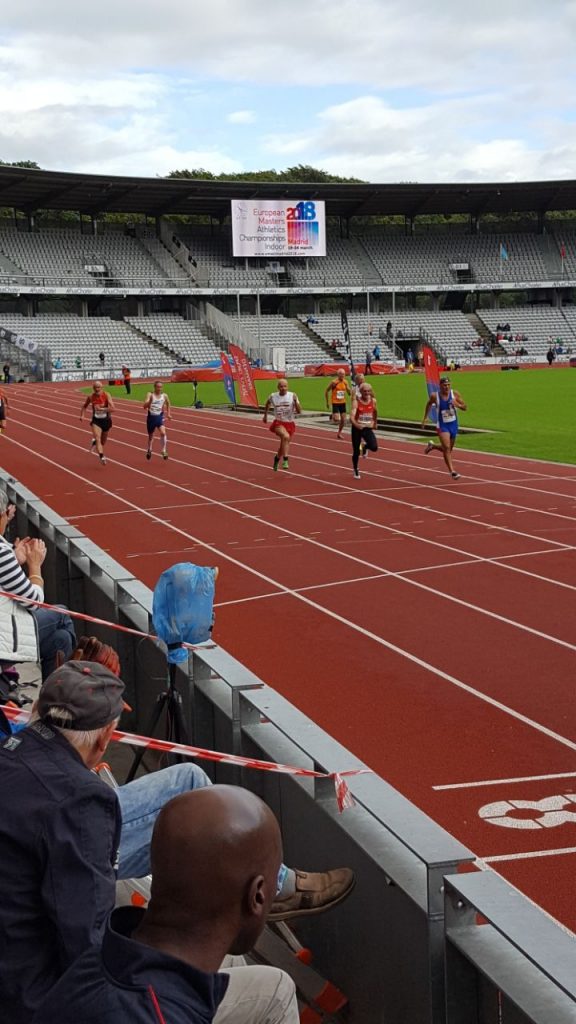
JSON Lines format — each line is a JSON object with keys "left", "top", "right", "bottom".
{"left": 220, "top": 351, "right": 236, "bottom": 405}
{"left": 422, "top": 345, "right": 440, "bottom": 425}
{"left": 228, "top": 343, "right": 259, "bottom": 407}
{"left": 499, "top": 242, "right": 509, "bottom": 261}
{"left": 340, "top": 308, "right": 355, "bottom": 378}
{"left": 560, "top": 243, "right": 567, "bottom": 259}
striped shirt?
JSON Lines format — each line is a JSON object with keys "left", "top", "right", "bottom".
{"left": 0, "top": 536, "right": 43, "bottom": 605}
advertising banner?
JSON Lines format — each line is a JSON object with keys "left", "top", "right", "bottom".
{"left": 422, "top": 346, "right": 440, "bottom": 424}
{"left": 0, "top": 326, "right": 38, "bottom": 353}
{"left": 229, "top": 344, "right": 259, "bottom": 407}
{"left": 220, "top": 351, "right": 237, "bottom": 404}
{"left": 231, "top": 199, "right": 326, "bottom": 257}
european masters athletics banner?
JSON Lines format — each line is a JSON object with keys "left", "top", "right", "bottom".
{"left": 231, "top": 199, "right": 326, "bottom": 258}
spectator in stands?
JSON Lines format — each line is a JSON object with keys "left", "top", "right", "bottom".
{"left": 364, "top": 347, "right": 373, "bottom": 375}
{"left": 406, "top": 347, "right": 414, "bottom": 367}
{"left": 329, "top": 338, "right": 338, "bottom": 351}
{"left": 396, "top": 329, "right": 403, "bottom": 340}
{"left": 546, "top": 345, "right": 556, "bottom": 366}
{"left": 0, "top": 491, "right": 75, "bottom": 679}
{"left": 372, "top": 343, "right": 382, "bottom": 361}
{"left": 53, "top": 357, "right": 63, "bottom": 370}
{"left": 386, "top": 321, "right": 392, "bottom": 336}
{"left": 2, "top": 363, "right": 9, "bottom": 384}
{"left": 555, "top": 338, "right": 564, "bottom": 355}
{"left": 0, "top": 661, "right": 125, "bottom": 1023}
{"left": 305, "top": 314, "right": 318, "bottom": 326}
{"left": 64, "top": 635, "right": 354, "bottom": 917}
{"left": 98, "top": 351, "right": 105, "bottom": 367}
{"left": 74, "top": 356, "right": 81, "bottom": 369}
{"left": 378, "top": 326, "right": 385, "bottom": 341}
{"left": 33, "top": 786, "right": 298, "bottom": 1024}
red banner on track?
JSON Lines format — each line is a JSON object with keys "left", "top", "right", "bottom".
{"left": 229, "top": 344, "right": 259, "bottom": 407}
{"left": 422, "top": 346, "right": 440, "bottom": 424}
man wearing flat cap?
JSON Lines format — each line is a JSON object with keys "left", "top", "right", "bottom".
{"left": 0, "top": 661, "right": 129, "bottom": 1023}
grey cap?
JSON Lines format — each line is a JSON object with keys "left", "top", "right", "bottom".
{"left": 38, "top": 661, "right": 129, "bottom": 730}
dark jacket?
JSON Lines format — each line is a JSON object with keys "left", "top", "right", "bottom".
{"left": 33, "top": 906, "right": 229, "bottom": 1023}
{"left": 0, "top": 721, "right": 121, "bottom": 1023}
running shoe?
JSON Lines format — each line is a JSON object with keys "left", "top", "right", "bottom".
{"left": 353, "top": 469, "right": 361, "bottom": 479}
{"left": 273, "top": 455, "right": 280, "bottom": 472}
{"left": 99, "top": 455, "right": 106, "bottom": 465}
{"left": 424, "top": 442, "right": 435, "bottom": 455}
{"left": 162, "top": 452, "right": 168, "bottom": 460}
{"left": 451, "top": 472, "right": 461, "bottom": 480}
{"left": 146, "top": 450, "right": 152, "bottom": 461}
{"left": 282, "top": 458, "right": 289, "bottom": 469}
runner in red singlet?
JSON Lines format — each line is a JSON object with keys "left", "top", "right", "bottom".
{"left": 80, "top": 381, "right": 115, "bottom": 465}
{"left": 350, "top": 382, "right": 378, "bottom": 479}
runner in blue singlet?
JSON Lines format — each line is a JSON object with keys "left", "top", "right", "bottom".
{"left": 422, "top": 376, "right": 467, "bottom": 479}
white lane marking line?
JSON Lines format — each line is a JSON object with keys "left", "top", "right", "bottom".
{"left": 14, "top": 392, "right": 576, "bottom": 518}
{"left": 8, "top": 432, "right": 576, "bottom": 762}
{"left": 432, "top": 770, "right": 576, "bottom": 790}
{"left": 480, "top": 847, "right": 576, "bottom": 864}
{"left": 11, "top": 400, "right": 576, "bottom": 606}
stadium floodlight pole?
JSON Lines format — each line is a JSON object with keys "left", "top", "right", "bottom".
{"left": 366, "top": 289, "right": 371, "bottom": 334}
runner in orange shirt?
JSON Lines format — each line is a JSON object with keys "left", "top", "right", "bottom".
{"left": 324, "top": 368, "right": 352, "bottom": 439}
{"left": 80, "top": 381, "right": 115, "bottom": 465}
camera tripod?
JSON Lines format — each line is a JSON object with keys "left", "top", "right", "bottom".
{"left": 125, "top": 661, "right": 190, "bottom": 783}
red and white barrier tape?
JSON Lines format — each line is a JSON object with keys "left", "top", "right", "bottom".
{"left": 2, "top": 705, "right": 370, "bottom": 811}
{"left": 0, "top": 589, "right": 215, "bottom": 651}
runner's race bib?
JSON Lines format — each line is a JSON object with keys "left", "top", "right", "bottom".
{"left": 441, "top": 405, "right": 456, "bottom": 423}
{"left": 94, "top": 407, "right": 108, "bottom": 419}
{"left": 335, "top": 388, "right": 346, "bottom": 401}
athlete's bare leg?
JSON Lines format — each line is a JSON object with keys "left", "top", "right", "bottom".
{"left": 438, "top": 431, "right": 458, "bottom": 476}
{"left": 91, "top": 423, "right": 104, "bottom": 456}
{"left": 273, "top": 425, "right": 291, "bottom": 469}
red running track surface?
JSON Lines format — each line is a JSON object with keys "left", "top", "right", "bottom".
{"left": 3, "top": 382, "right": 576, "bottom": 932}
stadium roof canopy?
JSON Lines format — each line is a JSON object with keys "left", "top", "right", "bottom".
{"left": 1, "top": 165, "right": 576, "bottom": 219}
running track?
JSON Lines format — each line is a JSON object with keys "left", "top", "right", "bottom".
{"left": 3, "top": 383, "right": 576, "bottom": 933}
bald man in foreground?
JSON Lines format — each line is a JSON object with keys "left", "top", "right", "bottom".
{"left": 34, "top": 787, "right": 299, "bottom": 1024}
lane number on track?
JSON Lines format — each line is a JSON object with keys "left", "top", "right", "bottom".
{"left": 479, "top": 793, "right": 576, "bottom": 829}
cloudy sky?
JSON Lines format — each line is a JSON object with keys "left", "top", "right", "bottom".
{"left": 1, "top": 0, "right": 575, "bottom": 183}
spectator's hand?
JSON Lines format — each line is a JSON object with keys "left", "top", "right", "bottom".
{"left": 25, "top": 538, "right": 47, "bottom": 571}
{"left": 13, "top": 537, "right": 31, "bottom": 565}
{"left": 6, "top": 503, "right": 16, "bottom": 524}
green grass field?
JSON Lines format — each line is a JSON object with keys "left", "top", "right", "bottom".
{"left": 110, "top": 368, "right": 576, "bottom": 464}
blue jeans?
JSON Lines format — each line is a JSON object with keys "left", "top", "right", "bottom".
{"left": 116, "top": 763, "right": 212, "bottom": 879}
{"left": 116, "top": 763, "right": 288, "bottom": 893}
{"left": 30, "top": 606, "right": 76, "bottom": 680}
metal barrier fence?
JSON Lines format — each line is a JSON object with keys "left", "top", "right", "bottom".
{"left": 3, "top": 469, "right": 575, "bottom": 1024}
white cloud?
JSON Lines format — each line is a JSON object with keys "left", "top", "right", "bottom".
{"left": 227, "top": 110, "right": 256, "bottom": 124}
{"left": 0, "top": 1, "right": 575, "bottom": 179}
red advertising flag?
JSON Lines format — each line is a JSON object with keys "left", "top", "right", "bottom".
{"left": 560, "top": 243, "right": 567, "bottom": 260}
{"left": 228, "top": 344, "right": 259, "bottom": 407}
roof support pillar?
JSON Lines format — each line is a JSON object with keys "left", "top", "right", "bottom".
{"left": 91, "top": 214, "right": 98, "bottom": 237}
{"left": 470, "top": 213, "right": 479, "bottom": 234}
{"left": 405, "top": 215, "right": 414, "bottom": 236}
{"left": 537, "top": 209, "right": 546, "bottom": 233}
{"left": 27, "top": 211, "right": 35, "bottom": 232}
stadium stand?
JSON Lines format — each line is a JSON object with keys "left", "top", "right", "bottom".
{"left": 125, "top": 314, "right": 220, "bottom": 364}
{"left": 0, "top": 314, "right": 175, "bottom": 371}
{"left": 235, "top": 314, "right": 329, "bottom": 365}
{"left": 305, "top": 311, "right": 481, "bottom": 363}
{"left": 478, "top": 306, "right": 576, "bottom": 360}
{"left": 359, "top": 232, "right": 550, "bottom": 286}
{"left": 0, "top": 227, "right": 186, "bottom": 288}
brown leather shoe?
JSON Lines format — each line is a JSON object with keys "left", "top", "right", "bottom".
{"left": 268, "top": 868, "right": 355, "bottom": 921}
